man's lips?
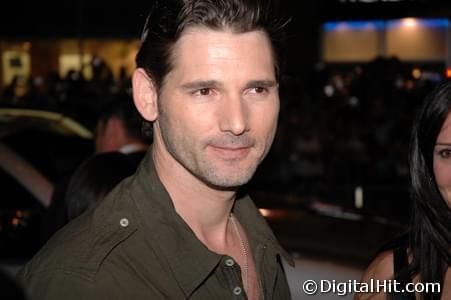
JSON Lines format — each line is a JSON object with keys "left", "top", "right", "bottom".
{"left": 208, "top": 145, "right": 252, "bottom": 158}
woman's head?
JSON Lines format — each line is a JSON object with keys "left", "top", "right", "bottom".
{"left": 433, "top": 108, "right": 451, "bottom": 207}
{"left": 411, "top": 81, "right": 451, "bottom": 210}
{"left": 408, "top": 81, "right": 451, "bottom": 289}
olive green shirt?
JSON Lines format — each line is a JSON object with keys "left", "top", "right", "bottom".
{"left": 18, "top": 151, "right": 293, "bottom": 299}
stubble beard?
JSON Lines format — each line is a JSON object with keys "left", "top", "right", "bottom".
{"left": 158, "top": 115, "right": 266, "bottom": 190}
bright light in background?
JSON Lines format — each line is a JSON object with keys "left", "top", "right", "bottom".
{"left": 387, "top": 18, "right": 449, "bottom": 30}
{"left": 323, "top": 20, "right": 385, "bottom": 32}
{"left": 412, "top": 68, "right": 422, "bottom": 80}
{"left": 402, "top": 18, "right": 417, "bottom": 28}
{"left": 446, "top": 68, "right": 451, "bottom": 79}
{"left": 354, "top": 186, "right": 363, "bottom": 209}
{"left": 336, "top": 22, "right": 349, "bottom": 31}
{"left": 258, "top": 209, "right": 292, "bottom": 219}
{"left": 11, "top": 218, "right": 20, "bottom": 227}
{"left": 324, "top": 85, "right": 335, "bottom": 97}
{"left": 259, "top": 208, "right": 272, "bottom": 217}
{"left": 324, "top": 18, "right": 449, "bottom": 33}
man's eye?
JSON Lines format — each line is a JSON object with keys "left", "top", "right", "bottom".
{"left": 439, "top": 149, "right": 451, "bottom": 158}
{"left": 195, "top": 88, "right": 212, "bottom": 96}
{"left": 251, "top": 87, "right": 267, "bottom": 94}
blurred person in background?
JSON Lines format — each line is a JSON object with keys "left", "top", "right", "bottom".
{"left": 41, "top": 95, "right": 150, "bottom": 243}
{"left": 65, "top": 152, "right": 139, "bottom": 220}
{"left": 18, "top": 0, "right": 292, "bottom": 299}
{"left": 357, "top": 82, "right": 451, "bottom": 300}
{"left": 94, "top": 94, "right": 151, "bottom": 155}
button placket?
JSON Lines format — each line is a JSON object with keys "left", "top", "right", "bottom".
{"left": 222, "top": 256, "right": 246, "bottom": 299}
{"left": 233, "top": 286, "right": 242, "bottom": 295}
{"left": 225, "top": 258, "right": 235, "bottom": 267}
{"left": 119, "top": 218, "right": 129, "bottom": 227}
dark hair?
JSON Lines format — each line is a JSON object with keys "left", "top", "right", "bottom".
{"left": 99, "top": 94, "right": 152, "bottom": 141}
{"left": 405, "top": 81, "right": 451, "bottom": 299}
{"left": 0, "top": 269, "right": 27, "bottom": 300}
{"left": 136, "top": 0, "right": 287, "bottom": 90}
{"left": 66, "top": 152, "right": 138, "bottom": 220}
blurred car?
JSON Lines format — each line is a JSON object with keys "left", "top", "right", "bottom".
{"left": 0, "top": 108, "right": 93, "bottom": 261}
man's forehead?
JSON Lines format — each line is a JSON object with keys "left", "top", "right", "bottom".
{"left": 173, "top": 26, "right": 272, "bottom": 55}
{"left": 170, "top": 26, "right": 274, "bottom": 65}
{"left": 156, "top": 26, "right": 277, "bottom": 90}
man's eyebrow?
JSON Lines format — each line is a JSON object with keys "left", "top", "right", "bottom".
{"left": 181, "top": 80, "right": 223, "bottom": 90}
{"left": 436, "top": 142, "right": 451, "bottom": 146}
{"left": 244, "top": 80, "right": 277, "bottom": 89}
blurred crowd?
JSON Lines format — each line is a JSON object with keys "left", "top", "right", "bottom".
{"left": 1, "top": 56, "right": 132, "bottom": 128}
{"left": 0, "top": 55, "right": 445, "bottom": 216}
{"left": 284, "top": 57, "right": 439, "bottom": 184}
{"left": 254, "top": 56, "right": 443, "bottom": 216}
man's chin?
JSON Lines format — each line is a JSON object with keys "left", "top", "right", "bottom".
{"left": 199, "top": 170, "right": 255, "bottom": 191}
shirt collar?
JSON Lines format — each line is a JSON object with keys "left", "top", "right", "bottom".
{"left": 233, "top": 196, "right": 294, "bottom": 267}
{"left": 129, "top": 150, "right": 293, "bottom": 297}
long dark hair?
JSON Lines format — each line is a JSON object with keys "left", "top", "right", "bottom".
{"left": 407, "top": 81, "right": 451, "bottom": 299}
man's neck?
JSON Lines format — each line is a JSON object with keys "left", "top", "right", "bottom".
{"left": 151, "top": 141, "right": 237, "bottom": 251}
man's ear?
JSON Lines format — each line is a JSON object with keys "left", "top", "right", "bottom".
{"left": 132, "top": 68, "right": 158, "bottom": 122}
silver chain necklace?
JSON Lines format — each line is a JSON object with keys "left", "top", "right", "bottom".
{"left": 229, "top": 213, "right": 249, "bottom": 292}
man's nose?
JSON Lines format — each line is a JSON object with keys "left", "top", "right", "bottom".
{"left": 218, "top": 95, "right": 249, "bottom": 136}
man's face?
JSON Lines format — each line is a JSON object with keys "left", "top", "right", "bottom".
{"left": 154, "top": 27, "right": 279, "bottom": 189}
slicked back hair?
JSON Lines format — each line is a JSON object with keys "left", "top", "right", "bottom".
{"left": 136, "top": 0, "right": 286, "bottom": 91}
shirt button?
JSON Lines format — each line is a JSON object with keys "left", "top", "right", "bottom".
{"left": 233, "top": 287, "right": 242, "bottom": 295}
{"left": 119, "top": 218, "right": 129, "bottom": 227}
{"left": 225, "top": 258, "right": 235, "bottom": 267}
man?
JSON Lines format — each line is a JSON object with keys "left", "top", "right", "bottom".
{"left": 41, "top": 96, "right": 149, "bottom": 244}
{"left": 19, "top": 1, "right": 293, "bottom": 299}
{"left": 94, "top": 95, "right": 150, "bottom": 155}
